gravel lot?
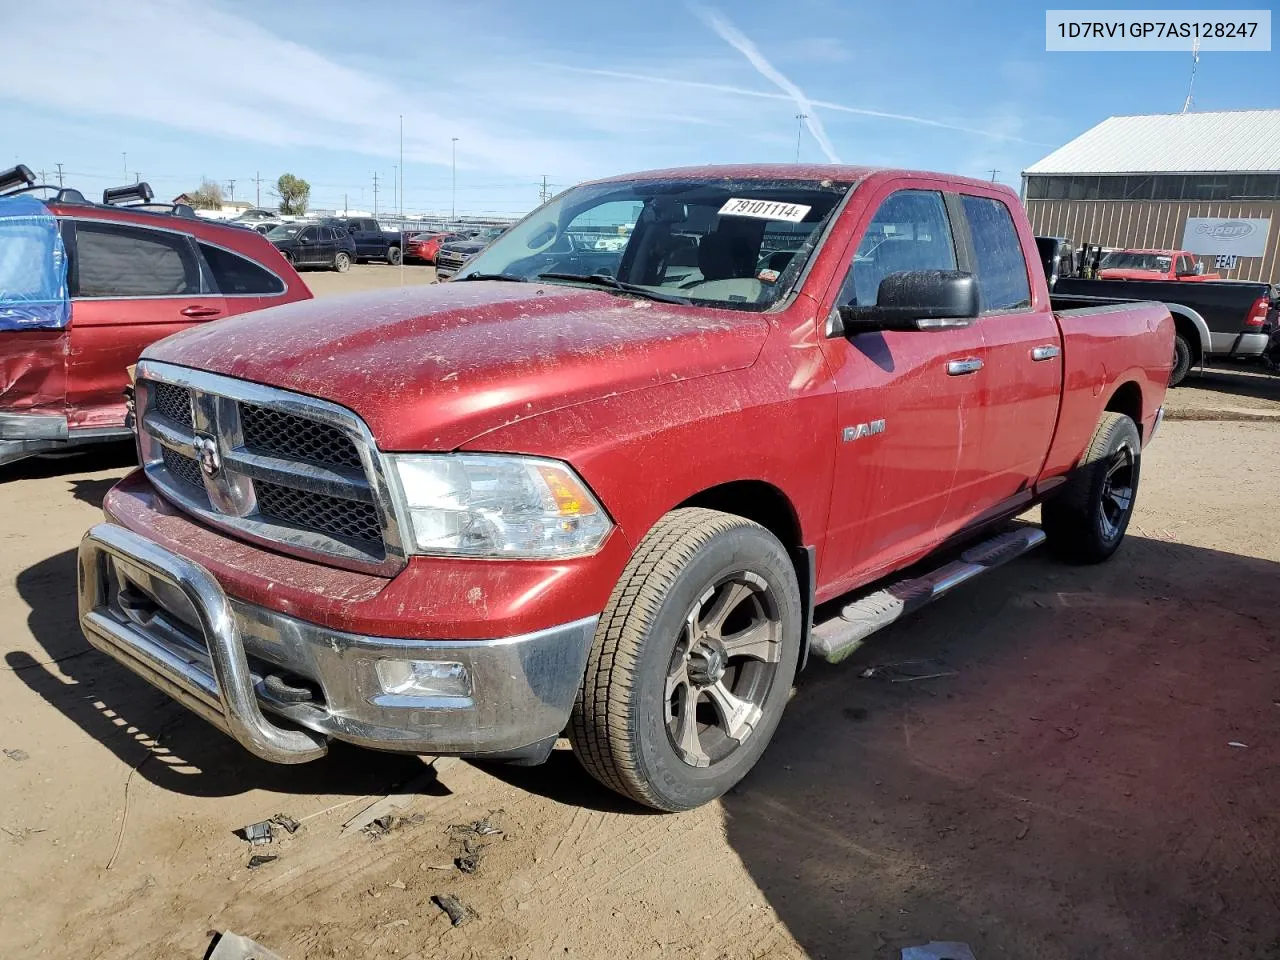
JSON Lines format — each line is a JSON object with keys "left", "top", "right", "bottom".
{"left": 1, "top": 272, "right": 1277, "bottom": 959}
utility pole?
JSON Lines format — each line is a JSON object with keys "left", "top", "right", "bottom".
{"left": 451, "top": 137, "right": 459, "bottom": 220}
{"left": 38, "top": 169, "right": 46, "bottom": 184}
{"left": 55, "top": 163, "right": 64, "bottom": 187}
{"left": 372, "top": 171, "right": 380, "bottom": 217}
{"left": 226, "top": 179, "right": 236, "bottom": 203}
{"left": 539, "top": 175, "right": 551, "bottom": 205}
{"left": 253, "top": 171, "right": 264, "bottom": 207}
{"left": 392, "top": 164, "right": 398, "bottom": 214}
{"left": 343, "top": 193, "right": 348, "bottom": 215}
{"left": 794, "top": 114, "right": 807, "bottom": 163}
{"left": 988, "top": 168, "right": 1000, "bottom": 182}
{"left": 133, "top": 172, "right": 140, "bottom": 184}
{"left": 122, "top": 152, "right": 127, "bottom": 178}
{"left": 398, "top": 114, "right": 404, "bottom": 218}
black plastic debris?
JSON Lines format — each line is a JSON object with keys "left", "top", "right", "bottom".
{"left": 432, "top": 893, "right": 472, "bottom": 927}
{"left": 246, "top": 854, "right": 278, "bottom": 870}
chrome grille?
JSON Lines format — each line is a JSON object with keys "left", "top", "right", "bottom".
{"left": 240, "top": 403, "right": 363, "bottom": 468}
{"left": 161, "top": 446, "right": 203, "bottom": 490}
{"left": 135, "top": 360, "right": 405, "bottom": 575}
{"left": 256, "top": 481, "right": 383, "bottom": 545}
{"left": 151, "top": 382, "right": 193, "bottom": 427}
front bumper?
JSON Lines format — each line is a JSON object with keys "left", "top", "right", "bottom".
{"left": 78, "top": 523, "right": 598, "bottom": 763}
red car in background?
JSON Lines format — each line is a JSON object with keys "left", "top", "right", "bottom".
{"left": 404, "top": 231, "right": 456, "bottom": 264}
{"left": 0, "top": 166, "right": 311, "bottom": 468}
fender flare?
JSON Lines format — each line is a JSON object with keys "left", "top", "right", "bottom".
{"left": 1165, "top": 303, "right": 1211, "bottom": 365}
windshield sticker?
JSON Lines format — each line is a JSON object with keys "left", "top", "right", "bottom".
{"left": 718, "top": 198, "right": 812, "bottom": 223}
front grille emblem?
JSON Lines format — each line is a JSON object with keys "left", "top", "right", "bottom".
{"left": 193, "top": 435, "right": 221, "bottom": 478}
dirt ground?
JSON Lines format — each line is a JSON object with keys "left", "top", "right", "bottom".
{"left": 2, "top": 273, "right": 1279, "bottom": 959}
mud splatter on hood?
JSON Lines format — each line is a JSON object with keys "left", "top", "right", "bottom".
{"left": 144, "top": 281, "right": 768, "bottom": 451}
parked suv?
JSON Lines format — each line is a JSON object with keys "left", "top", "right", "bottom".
{"left": 0, "top": 166, "right": 310, "bottom": 467}
{"left": 321, "top": 217, "right": 403, "bottom": 265}
{"left": 266, "top": 223, "right": 357, "bottom": 272}
{"left": 434, "top": 226, "right": 507, "bottom": 278}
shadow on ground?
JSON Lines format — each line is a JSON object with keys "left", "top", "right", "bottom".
{"left": 1188, "top": 363, "right": 1280, "bottom": 403}
{"left": 0, "top": 441, "right": 137, "bottom": 486}
{"left": 719, "top": 535, "right": 1280, "bottom": 959}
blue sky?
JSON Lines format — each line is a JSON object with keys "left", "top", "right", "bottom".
{"left": 2, "top": 0, "right": 1276, "bottom": 216}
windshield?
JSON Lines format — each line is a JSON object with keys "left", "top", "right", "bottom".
{"left": 1100, "top": 251, "right": 1172, "bottom": 272}
{"left": 266, "top": 224, "right": 302, "bottom": 240}
{"left": 453, "top": 177, "right": 852, "bottom": 310}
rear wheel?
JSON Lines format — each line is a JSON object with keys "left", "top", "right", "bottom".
{"left": 1170, "top": 332, "right": 1192, "bottom": 387}
{"left": 387, "top": 246, "right": 402, "bottom": 266}
{"left": 1042, "top": 412, "right": 1141, "bottom": 564}
{"left": 333, "top": 252, "right": 351, "bottom": 273}
{"left": 570, "top": 509, "right": 801, "bottom": 811}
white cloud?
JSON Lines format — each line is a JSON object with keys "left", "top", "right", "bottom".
{"left": 692, "top": 5, "right": 842, "bottom": 163}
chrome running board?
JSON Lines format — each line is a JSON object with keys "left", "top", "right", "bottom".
{"left": 809, "top": 527, "right": 1047, "bottom": 664}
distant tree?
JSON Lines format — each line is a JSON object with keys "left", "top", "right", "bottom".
{"left": 187, "top": 179, "right": 224, "bottom": 210}
{"left": 276, "top": 174, "right": 311, "bottom": 216}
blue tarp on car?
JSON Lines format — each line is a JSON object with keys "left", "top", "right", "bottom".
{"left": 0, "top": 194, "right": 70, "bottom": 331}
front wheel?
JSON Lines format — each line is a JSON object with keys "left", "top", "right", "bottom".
{"left": 333, "top": 252, "right": 351, "bottom": 273}
{"left": 386, "top": 246, "right": 402, "bottom": 266}
{"left": 1042, "top": 412, "right": 1141, "bottom": 563}
{"left": 569, "top": 509, "right": 801, "bottom": 811}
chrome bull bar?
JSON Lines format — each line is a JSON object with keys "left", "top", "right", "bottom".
{"left": 77, "top": 523, "right": 328, "bottom": 763}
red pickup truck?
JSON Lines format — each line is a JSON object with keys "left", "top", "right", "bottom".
{"left": 0, "top": 172, "right": 309, "bottom": 467}
{"left": 77, "top": 164, "right": 1173, "bottom": 811}
{"left": 1097, "top": 248, "right": 1220, "bottom": 281}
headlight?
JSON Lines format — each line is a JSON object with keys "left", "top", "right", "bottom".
{"left": 387, "top": 453, "right": 613, "bottom": 558}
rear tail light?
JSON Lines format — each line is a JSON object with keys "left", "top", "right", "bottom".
{"left": 1246, "top": 296, "right": 1269, "bottom": 328}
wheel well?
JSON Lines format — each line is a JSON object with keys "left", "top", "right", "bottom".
{"left": 676, "top": 480, "right": 803, "bottom": 551}
{"left": 1170, "top": 312, "right": 1203, "bottom": 365}
{"left": 1104, "top": 381, "right": 1144, "bottom": 437}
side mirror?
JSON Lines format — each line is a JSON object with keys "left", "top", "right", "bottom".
{"left": 834, "top": 270, "right": 980, "bottom": 334}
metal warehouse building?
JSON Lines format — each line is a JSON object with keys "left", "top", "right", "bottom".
{"left": 1022, "top": 109, "right": 1280, "bottom": 283}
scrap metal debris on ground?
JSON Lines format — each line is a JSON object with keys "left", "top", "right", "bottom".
{"left": 236, "top": 813, "right": 302, "bottom": 846}
{"left": 206, "top": 930, "right": 285, "bottom": 960}
{"left": 362, "top": 813, "right": 425, "bottom": 841}
{"left": 448, "top": 811, "right": 504, "bottom": 874}
{"left": 431, "top": 893, "right": 473, "bottom": 927}
{"left": 861, "top": 658, "right": 958, "bottom": 683}
{"left": 246, "top": 855, "right": 278, "bottom": 870}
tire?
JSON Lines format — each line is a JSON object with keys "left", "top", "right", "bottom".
{"left": 1169, "top": 332, "right": 1192, "bottom": 387}
{"left": 333, "top": 252, "right": 351, "bottom": 273}
{"left": 386, "top": 246, "right": 402, "bottom": 266}
{"left": 569, "top": 508, "right": 802, "bottom": 811}
{"left": 1042, "top": 412, "right": 1141, "bottom": 564}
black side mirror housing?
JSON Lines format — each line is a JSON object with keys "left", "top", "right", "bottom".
{"left": 835, "top": 270, "right": 980, "bottom": 334}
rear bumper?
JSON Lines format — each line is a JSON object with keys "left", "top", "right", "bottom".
{"left": 1209, "top": 331, "right": 1268, "bottom": 358}
{"left": 78, "top": 523, "right": 598, "bottom": 763}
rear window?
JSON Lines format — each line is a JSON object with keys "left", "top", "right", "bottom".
{"left": 960, "top": 195, "right": 1031, "bottom": 312}
{"left": 74, "top": 222, "right": 200, "bottom": 298}
{"left": 198, "top": 242, "right": 285, "bottom": 295}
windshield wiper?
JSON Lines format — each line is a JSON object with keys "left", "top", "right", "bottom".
{"left": 536, "top": 272, "right": 691, "bottom": 305}
{"left": 453, "top": 272, "right": 529, "bottom": 282}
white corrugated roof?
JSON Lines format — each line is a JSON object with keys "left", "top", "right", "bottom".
{"left": 1024, "top": 110, "right": 1280, "bottom": 175}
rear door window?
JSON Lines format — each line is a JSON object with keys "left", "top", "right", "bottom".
{"left": 73, "top": 221, "right": 201, "bottom": 298}
{"left": 959, "top": 196, "right": 1031, "bottom": 312}
{"left": 198, "top": 242, "right": 286, "bottom": 295}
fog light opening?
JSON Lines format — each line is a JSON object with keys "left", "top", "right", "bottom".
{"left": 375, "top": 659, "right": 471, "bottom": 698}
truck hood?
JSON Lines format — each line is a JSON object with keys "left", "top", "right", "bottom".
{"left": 144, "top": 281, "right": 768, "bottom": 451}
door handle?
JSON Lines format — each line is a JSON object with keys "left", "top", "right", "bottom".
{"left": 180, "top": 305, "right": 222, "bottom": 319}
{"left": 946, "top": 357, "right": 984, "bottom": 376}
{"left": 1031, "top": 344, "right": 1061, "bottom": 361}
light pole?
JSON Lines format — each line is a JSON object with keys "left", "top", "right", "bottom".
{"left": 122, "top": 152, "right": 127, "bottom": 179}
{"left": 451, "top": 137, "right": 459, "bottom": 220}
{"left": 794, "top": 114, "right": 807, "bottom": 163}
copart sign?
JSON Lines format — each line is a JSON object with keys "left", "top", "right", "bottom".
{"left": 1180, "top": 217, "right": 1271, "bottom": 257}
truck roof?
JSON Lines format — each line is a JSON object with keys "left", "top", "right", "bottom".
{"left": 587, "top": 163, "right": 1016, "bottom": 194}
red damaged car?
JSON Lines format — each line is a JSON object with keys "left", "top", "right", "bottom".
{"left": 404, "top": 231, "right": 456, "bottom": 264}
{"left": 78, "top": 164, "right": 1172, "bottom": 810}
{"left": 0, "top": 166, "right": 310, "bottom": 467}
